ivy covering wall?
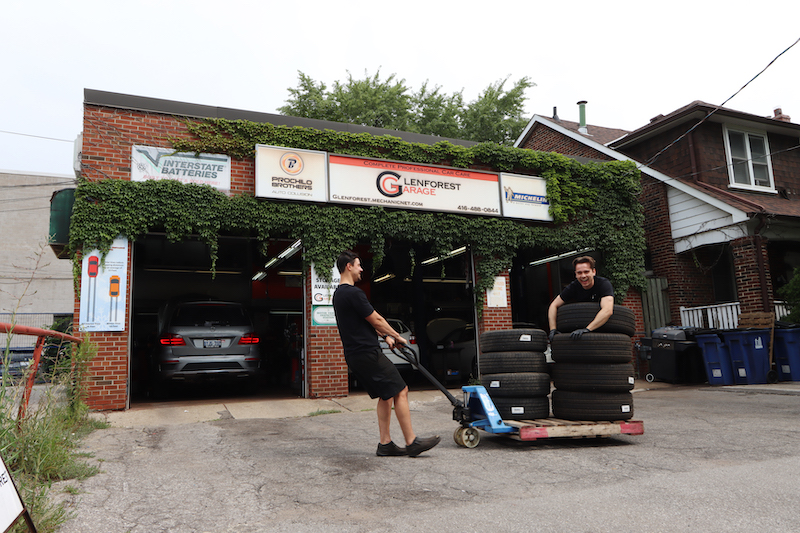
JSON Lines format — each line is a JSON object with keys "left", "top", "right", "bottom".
{"left": 69, "top": 118, "right": 646, "bottom": 304}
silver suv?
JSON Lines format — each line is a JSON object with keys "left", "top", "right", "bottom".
{"left": 152, "top": 301, "right": 261, "bottom": 388}
{"left": 379, "top": 319, "right": 420, "bottom": 368}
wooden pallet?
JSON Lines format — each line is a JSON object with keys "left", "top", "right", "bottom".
{"left": 502, "top": 418, "right": 644, "bottom": 441}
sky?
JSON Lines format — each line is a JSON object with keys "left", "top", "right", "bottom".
{"left": 2, "top": 0, "right": 799, "bottom": 177}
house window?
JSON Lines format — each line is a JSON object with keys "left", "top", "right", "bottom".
{"left": 724, "top": 126, "right": 774, "bottom": 191}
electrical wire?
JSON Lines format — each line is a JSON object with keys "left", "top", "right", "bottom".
{"left": 640, "top": 36, "right": 800, "bottom": 170}
{"left": 0, "top": 130, "right": 73, "bottom": 143}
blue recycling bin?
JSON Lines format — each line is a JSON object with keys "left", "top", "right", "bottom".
{"left": 696, "top": 334, "right": 734, "bottom": 386}
{"left": 774, "top": 328, "right": 800, "bottom": 381}
{"left": 720, "top": 329, "right": 771, "bottom": 384}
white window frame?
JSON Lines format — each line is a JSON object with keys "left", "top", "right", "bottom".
{"left": 722, "top": 124, "right": 776, "bottom": 192}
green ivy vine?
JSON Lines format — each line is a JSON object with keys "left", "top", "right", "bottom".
{"left": 70, "top": 118, "right": 646, "bottom": 307}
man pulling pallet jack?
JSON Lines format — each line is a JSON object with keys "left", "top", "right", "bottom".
{"left": 332, "top": 250, "right": 441, "bottom": 457}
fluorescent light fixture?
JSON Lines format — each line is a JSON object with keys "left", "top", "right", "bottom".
{"left": 253, "top": 240, "right": 303, "bottom": 281}
{"left": 422, "top": 278, "right": 469, "bottom": 284}
{"left": 252, "top": 271, "right": 267, "bottom": 281}
{"left": 420, "top": 246, "right": 467, "bottom": 266}
{"left": 528, "top": 248, "right": 593, "bottom": 267}
{"left": 277, "top": 270, "right": 303, "bottom": 276}
{"left": 374, "top": 273, "right": 395, "bottom": 283}
{"left": 278, "top": 239, "right": 302, "bottom": 259}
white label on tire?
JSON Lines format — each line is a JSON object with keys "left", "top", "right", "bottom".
{"left": 511, "top": 407, "right": 524, "bottom": 414}
{"left": 621, "top": 405, "right": 631, "bottom": 413}
{"left": 490, "top": 380, "right": 500, "bottom": 388}
{"left": 518, "top": 334, "right": 531, "bottom": 342}
{"left": 628, "top": 377, "right": 635, "bottom": 384}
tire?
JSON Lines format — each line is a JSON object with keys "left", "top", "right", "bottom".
{"left": 557, "top": 303, "right": 636, "bottom": 337}
{"left": 481, "top": 372, "right": 550, "bottom": 397}
{"left": 551, "top": 333, "right": 632, "bottom": 364}
{"left": 551, "top": 390, "right": 634, "bottom": 421}
{"left": 480, "top": 329, "right": 548, "bottom": 353}
{"left": 491, "top": 396, "right": 550, "bottom": 420}
{"left": 552, "top": 363, "right": 635, "bottom": 392}
{"left": 479, "top": 351, "right": 547, "bottom": 374}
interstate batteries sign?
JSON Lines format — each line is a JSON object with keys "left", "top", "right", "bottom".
{"left": 328, "top": 155, "right": 501, "bottom": 216}
{"left": 131, "top": 145, "right": 231, "bottom": 192}
{"left": 255, "top": 145, "right": 328, "bottom": 202}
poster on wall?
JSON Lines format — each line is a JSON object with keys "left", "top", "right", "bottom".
{"left": 79, "top": 236, "right": 128, "bottom": 332}
{"left": 328, "top": 155, "right": 502, "bottom": 216}
{"left": 255, "top": 144, "right": 328, "bottom": 202}
{"left": 485, "top": 276, "right": 508, "bottom": 308}
{"left": 131, "top": 145, "right": 232, "bottom": 193}
{"left": 310, "top": 263, "right": 341, "bottom": 326}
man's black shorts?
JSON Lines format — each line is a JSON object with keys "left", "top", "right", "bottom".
{"left": 346, "top": 348, "right": 407, "bottom": 401}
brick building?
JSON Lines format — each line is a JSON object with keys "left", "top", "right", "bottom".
{"left": 516, "top": 101, "right": 799, "bottom": 331}
{"left": 66, "top": 90, "right": 646, "bottom": 410}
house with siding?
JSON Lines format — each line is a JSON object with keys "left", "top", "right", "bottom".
{"left": 516, "top": 101, "right": 799, "bottom": 331}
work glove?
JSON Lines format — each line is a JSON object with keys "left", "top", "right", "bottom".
{"left": 548, "top": 329, "right": 560, "bottom": 343}
{"left": 570, "top": 328, "right": 591, "bottom": 340}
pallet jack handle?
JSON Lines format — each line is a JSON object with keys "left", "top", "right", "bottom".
{"left": 390, "top": 344, "right": 464, "bottom": 409}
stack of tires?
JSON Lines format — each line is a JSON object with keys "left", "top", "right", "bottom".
{"left": 478, "top": 329, "right": 551, "bottom": 420}
{"left": 550, "top": 303, "right": 636, "bottom": 421}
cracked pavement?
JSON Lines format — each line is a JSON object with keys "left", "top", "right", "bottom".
{"left": 53, "top": 383, "right": 800, "bottom": 532}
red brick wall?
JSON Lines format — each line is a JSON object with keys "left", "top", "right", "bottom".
{"left": 304, "top": 267, "right": 349, "bottom": 398}
{"left": 731, "top": 235, "right": 773, "bottom": 313}
{"left": 520, "top": 124, "right": 614, "bottom": 161}
{"left": 72, "top": 244, "right": 133, "bottom": 410}
{"left": 478, "top": 270, "right": 513, "bottom": 336}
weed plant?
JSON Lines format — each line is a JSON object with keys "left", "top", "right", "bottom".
{"left": 1, "top": 335, "right": 106, "bottom": 533}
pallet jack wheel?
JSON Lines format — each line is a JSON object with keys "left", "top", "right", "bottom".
{"left": 454, "top": 427, "right": 480, "bottom": 448}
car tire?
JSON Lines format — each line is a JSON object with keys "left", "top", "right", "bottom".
{"left": 479, "top": 351, "right": 547, "bottom": 374}
{"left": 480, "top": 329, "right": 548, "bottom": 353}
{"left": 551, "top": 333, "right": 632, "bottom": 364}
{"left": 551, "top": 390, "right": 634, "bottom": 421}
{"left": 490, "top": 396, "right": 550, "bottom": 420}
{"left": 557, "top": 303, "right": 636, "bottom": 337}
{"left": 481, "top": 372, "right": 551, "bottom": 397}
{"left": 552, "top": 363, "right": 635, "bottom": 393}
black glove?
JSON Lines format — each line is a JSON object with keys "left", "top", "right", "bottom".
{"left": 570, "top": 328, "right": 591, "bottom": 340}
{"left": 548, "top": 329, "right": 560, "bottom": 343}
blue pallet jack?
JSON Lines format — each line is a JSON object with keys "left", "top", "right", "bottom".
{"left": 392, "top": 344, "right": 515, "bottom": 448}
{"left": 392, "top": 344, "right": 644, "bottom": 448}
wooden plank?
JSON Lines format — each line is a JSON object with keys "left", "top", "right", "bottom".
{"left": 501, "top": 419, "right": 644, "bottom": 441}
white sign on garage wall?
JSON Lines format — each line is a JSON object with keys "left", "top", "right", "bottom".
{"left": 79, "top": 236, "right": 129, "bottom": 332}
{"left": 131, "top": 145, "right": 232, "bottom": 193}
{"left": 255, "top": 144, "right": 328, "bottom": 203}
{"left": 499, "top": 173, "right": 552, "bottom": 221}
{"left": 328, "top": 155, "right": 501, "bottom": 216}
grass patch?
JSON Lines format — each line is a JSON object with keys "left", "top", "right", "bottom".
{"left": 308, "top": 409, "right": 342, "bottom": 417}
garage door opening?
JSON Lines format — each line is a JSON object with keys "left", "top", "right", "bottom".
{"left": 130, "top": 234, "right": 304, "bottom": 403}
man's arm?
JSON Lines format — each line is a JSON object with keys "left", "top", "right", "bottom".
{"left": 365, "top": 311, "right": 407, "bottom": 346}
{"left": 548, "top": 295, "right": 565, "bottom": 331}
{"left": 585, "top": 295, "right": 614, "bottom": 331}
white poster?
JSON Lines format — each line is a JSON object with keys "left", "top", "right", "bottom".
{"left": 79, "top": 236, "right": 129, "bottom": 332}
{"left": 0, "top": 455, "right": 23, "bottom": 532}
{"left": 255, "top": 144, "right": 328, "bottom": 202}
{"left": 486, "top": 276, "right": 508, "bottom": 308}
{"left": 499, "top": 173, "right": 552, "bottom": 221}
{"left": 131, "top": 145, "right": 231, "bottom": 193}
{"left": 328, "top": 155, "right": 501, "bottom": 216}
{"left": 310, "top": 263, "right": 341, "bottom": 306}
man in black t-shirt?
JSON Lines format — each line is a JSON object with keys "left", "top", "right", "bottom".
{"left": 333, "top": 250, "right": 440, "bottom": 458}
{"left": 547, "top": 256, "right": 614, "bottom": 341}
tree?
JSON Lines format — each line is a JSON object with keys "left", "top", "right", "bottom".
{"left": 778, "top": 267, "right": 800, "bottom": 323}
{"left": 278, "top": 70, "right": 534, "bottom": 145}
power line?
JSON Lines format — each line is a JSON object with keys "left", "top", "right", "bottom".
{"left": 0, "top": 130, "right": 74, "bottom": 143}
{"left": 640, "top": 36, "right": 800, "bottom": 170}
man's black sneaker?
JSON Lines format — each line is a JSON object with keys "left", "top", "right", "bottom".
{"left": 405, "top": 435, "right": 441, "bottom": 457}
{"left": 376, "top": 442, "right": 406, "bottom": 456}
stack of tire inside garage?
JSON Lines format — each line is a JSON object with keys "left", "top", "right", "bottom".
{"left": 478, "top": 329, "right": 551, "bottom": 420}
{"left": 551, "top": 303, "right": 636, "bottom": 421}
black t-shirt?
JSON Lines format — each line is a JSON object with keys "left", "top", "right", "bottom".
{"left": 559, "top": 276, "right": 614, "bottom": 304}
{"left": 332, "top": 283, "right": 380, "bottom": 356}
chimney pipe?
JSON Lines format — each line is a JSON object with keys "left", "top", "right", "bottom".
{"left": 577, "top": 100, "right": 588, "bottom": 134}
{"left": 553, "top": 106, "right": 559, "bottom": 121}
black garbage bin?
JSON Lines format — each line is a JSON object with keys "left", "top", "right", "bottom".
{"left": 646, "top": 327, "right": 707, "bottom": 383}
